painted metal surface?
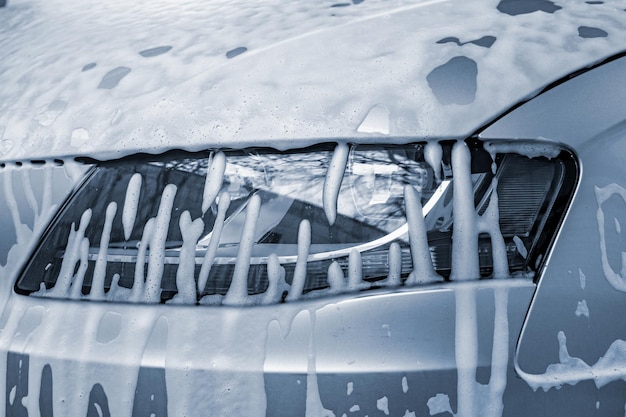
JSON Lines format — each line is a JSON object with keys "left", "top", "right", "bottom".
{"left": 483, "top": 55, "right": 626, "bottom": 415}
{"left": 0, "top": 1, "right": 625, "bottom": 416}
{"left": 0, "top": 137, "right": 573, "bottom": 416}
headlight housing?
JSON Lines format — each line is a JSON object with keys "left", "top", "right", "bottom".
{"left": 16, "top": 139, "right": 577, "bottom": 305}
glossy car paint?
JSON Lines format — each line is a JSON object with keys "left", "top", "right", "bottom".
{"left": 0, "top": 0, "right": 626, "bottom": 416}
{"left": 486, "top": 54, "right": 626, "bottom": 415}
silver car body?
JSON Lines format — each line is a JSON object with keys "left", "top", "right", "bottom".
{"left": 1, "top": 0, "right": 626, "bottom": 416}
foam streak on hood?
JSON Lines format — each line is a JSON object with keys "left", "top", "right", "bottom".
{"left": 0, "top": 0, "right": 625, "bottom": 161}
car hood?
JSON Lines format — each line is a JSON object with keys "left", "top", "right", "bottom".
{"left": 0, "top": 0, "right": 625, "bottom": 161}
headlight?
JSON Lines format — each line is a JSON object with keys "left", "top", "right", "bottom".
{"left": 15, "top": 140, "right": 577, "bottom": 305}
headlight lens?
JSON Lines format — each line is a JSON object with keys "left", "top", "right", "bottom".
{"left": 16, "top": 140, "right": 577, "bottom": 305}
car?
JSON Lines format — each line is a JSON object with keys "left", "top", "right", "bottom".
{"left": 1, "top": 0, "right": 626, "bottom": 416}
